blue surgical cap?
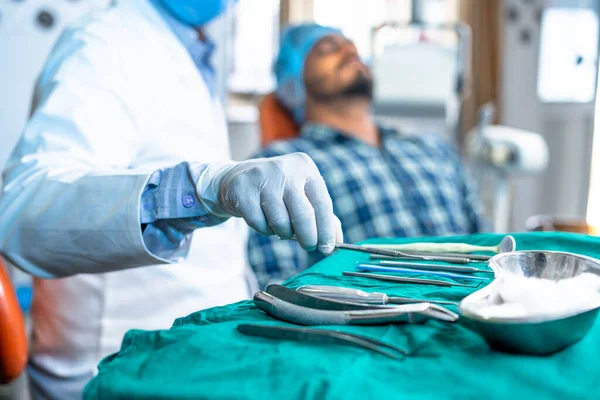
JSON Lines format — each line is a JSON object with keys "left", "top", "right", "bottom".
{"left": 274, "top": 24, "right": 342, "bottom": 124}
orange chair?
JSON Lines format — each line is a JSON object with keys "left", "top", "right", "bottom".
{"left": 0, "top": 257, "right": 28, "bottom": 384}
{"left": 258, "top": 93, "right": 300, "bottom": 147}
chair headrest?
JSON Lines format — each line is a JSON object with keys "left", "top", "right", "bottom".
{"left": 258, "top": 93, "right": 300, "bottom": 147}
{"left": 0, "top": 258, "right": 28, "bottom": 383}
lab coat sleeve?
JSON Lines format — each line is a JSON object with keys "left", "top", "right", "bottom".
{"left": 0, "top": 27, "right": 194, "bottom": 278}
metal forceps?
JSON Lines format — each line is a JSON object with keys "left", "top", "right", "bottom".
{"left": 253, "top": 284, "right": 459, "bottom": 325}
{"left": 237, "top": 324, "right": 408, "bottom": 360}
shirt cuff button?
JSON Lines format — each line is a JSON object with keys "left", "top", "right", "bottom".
{"left": 182, "top": 194, "right": 195, "bottom": 208}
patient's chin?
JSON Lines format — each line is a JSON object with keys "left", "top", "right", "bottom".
{"left": 340, "top": 74, "right": 373, "bottom": 99}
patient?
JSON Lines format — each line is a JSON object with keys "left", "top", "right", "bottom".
{"left": 248, "top": 24, "right": 487, "bottom": 288}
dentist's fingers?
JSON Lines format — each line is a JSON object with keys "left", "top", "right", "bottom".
{"left": 304, "top": 175, "right": 336, "bottom": 254}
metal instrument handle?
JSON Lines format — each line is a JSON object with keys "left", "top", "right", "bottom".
{"left": 356, "top": 264, "right": 488, "bottom": 281}
{"left": 371, "top": 253, "right": 491, "bottom": 262}
{"left": 237, "top": 324, "right": 408, "bottom": 359}
{"left": 377, "top": 260, "right": 486, "bottom": 273}
{"left": 342, "top": 271, "right": 472, "bottom": 287}
{"left": 297, "top": 285, "right": 459, "bottom": 306}
{"left": 296, "top": 285, "right": 388, "bottom": 305}
{"left": 266, "top": 284, "right": 382, "bottom": 310}
{"left": 254, "top": 291, "right": 351, "bottom": 325}
{"left": 364, "top": 242, "right": 497, "bottom": 254}
{"left": 253, "top": 292, "right": 457, "bottom": 325}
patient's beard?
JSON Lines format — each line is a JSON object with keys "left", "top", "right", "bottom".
{"left": 339, "top": 74, "right": 374, "bottom": 99}
{"left": 307, "top": 74, "right": 374, "bottom": 104}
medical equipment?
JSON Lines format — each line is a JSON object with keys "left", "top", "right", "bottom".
{"left": 335, "top": 242, "right": 471, "bottom": 264}
{"left": 237, "top": 324, "right": 408, "bottom": 360}
{"left": 296, "top": 285, "right": 458, "bottom": 306}
{"left": 356, "top": 264, "right": 489, "bottom": 282}
{"left": 375, "top": 260, "right": 492, "bottom": 274}
{"left": 266, "top": 284, "right": 380, "bottom": 311}
{"left": 342, "top": 272, "right": 475, "bottom": 288}
{"left": 371, "top": 253, "right": 492, "bottom": 263}
{"left": 467, "top": 105, "right": 549, "bottom": 233}
{"left": 254, "top": 285, "right": 459, "bottom": 325}
{"left": 363, "top": 235, "right": 516, "bottom": 255}
{"left": 460, "top": 251, "right": 600, "bottom": 355}
{"left": 370, "top": 21, "right": 471, "bottom": 142}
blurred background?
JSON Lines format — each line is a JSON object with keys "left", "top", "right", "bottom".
{"left": 1, "top": 0, "right": 600, "bottom": 397}
{"left": 1, "top": 1, "right": 600, "bottom": 395}
{"left": 3, "top": 0, "right": 598, "bottom": 234}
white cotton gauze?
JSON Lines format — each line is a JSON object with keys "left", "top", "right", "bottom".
{"left": 468, "top": 273, "right": 600, "bottom": 320}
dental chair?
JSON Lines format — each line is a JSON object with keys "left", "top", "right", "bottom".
{"left": 258, "top": 93, "right": 299, "bottom": 147}
{"left": 0, "top": 256, "right": 27, "bottom": 384}
{"left": 370, "top": 22, "right": 471, "bottom": 143}
{"left": 467, "top": 104, "right": 549, "bottom": 233}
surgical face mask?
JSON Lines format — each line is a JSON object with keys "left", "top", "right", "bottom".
{"left": 159, "top": 0, "right": 234, "bottom": 27}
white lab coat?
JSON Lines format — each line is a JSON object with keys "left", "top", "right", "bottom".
{"left": 0, "top": 0, "right": 255, "bottom": 398}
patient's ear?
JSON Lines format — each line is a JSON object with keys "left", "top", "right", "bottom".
{"left": 259, "top": 93, "right": 300, "bottom": 147}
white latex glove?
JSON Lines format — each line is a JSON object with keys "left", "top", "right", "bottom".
{"left": 196, "top": 153, "right": 343, "bottom": 254}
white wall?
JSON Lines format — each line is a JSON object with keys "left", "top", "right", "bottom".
{"left": 500, "top": 0, "right": 599, "bottom": 230}
{"left": 0, "top": 0, "right": 111, "bottom": 187}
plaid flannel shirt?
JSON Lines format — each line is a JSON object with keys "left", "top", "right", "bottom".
{"left": 248, "top": 123, "right": 487, "bottom": 288}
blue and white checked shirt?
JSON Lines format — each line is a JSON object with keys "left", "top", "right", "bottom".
{"left": 248, "top": 123, "right": 487, "bottom": 288}
{"left": 139, "top": 1, "right": 221, "bottom": 256}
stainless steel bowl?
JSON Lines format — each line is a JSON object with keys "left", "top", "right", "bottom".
{"left": 459, "top": 251, "right": 600, "bottom": 355}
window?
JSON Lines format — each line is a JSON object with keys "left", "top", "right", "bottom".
{"left": 587, "top": 59, "right": 600, "bottom": 227}
{"left": 313, "top": 0, "right": 409, "bottom": 57}
{"left": 313, "top": 0, "right": 458, "bottom": 57}
{"left": 227, "top": 0, "right": 280, "bottom": 94}
{"left": 537, "top": 8, "right": 599, "bottom": 103}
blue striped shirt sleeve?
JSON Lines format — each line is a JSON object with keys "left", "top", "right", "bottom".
{"left": 140, "top": 162, "right": 229, "bottom": 260}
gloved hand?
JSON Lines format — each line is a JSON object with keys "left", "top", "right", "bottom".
{"left": 196, "top": 153, "right": 342, "bottom": 254}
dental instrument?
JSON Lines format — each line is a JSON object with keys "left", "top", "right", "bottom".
{"left": 342, "top": 271, "right": 476, "bottom": 288}
{"left": 355, "top": 264, "right": 489, "bottom": 281}
{"left": 375, "top": 260, "right": 493, "bottom": 274}
{"left": 296, "top": 285, "right": 458, "bottom": 306}
{"left": 362, "top": 235, "right": 516, "bottom": 255}
{"left": 237, "top": 324, "right": 408, "bottom": 360}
